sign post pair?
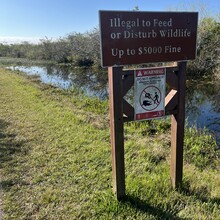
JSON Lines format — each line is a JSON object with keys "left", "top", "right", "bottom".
{"left": 100, "top": 10, "right": 198, "bottom": 199}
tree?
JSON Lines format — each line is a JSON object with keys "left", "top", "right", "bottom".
{"left": 188, "top": 16, "right": 220, "bottom": 78}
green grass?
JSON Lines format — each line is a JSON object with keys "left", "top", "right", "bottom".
{"left": 0, "top": 68, "right": 219, "bottom": 219}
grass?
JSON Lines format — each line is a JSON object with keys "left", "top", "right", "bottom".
{"left": 0, "top": 68, "right": 219, "bottom": 219}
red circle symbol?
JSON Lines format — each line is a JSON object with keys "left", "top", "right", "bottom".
{"left": 139, "top": 86, "right": 161, "bottom": 111}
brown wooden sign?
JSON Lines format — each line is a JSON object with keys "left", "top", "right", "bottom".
{"left": 99, "top": 11, "right": 198, "bottom": 67}
{"left": 108, "top": 62, "right": 187, "bottom": 199}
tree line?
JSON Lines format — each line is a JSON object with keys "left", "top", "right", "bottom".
{"left": 0, "top": 16, "right": 219, "bottom": 77}
{"left": 0, "top": 27, "right": 100, "bottom": 68}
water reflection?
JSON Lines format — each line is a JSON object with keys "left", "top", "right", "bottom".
{"left": 67, "top": 67, "right": 108, "bottom": 100}
{"left": 186, "top": 80, "right": 220, "bottom": 145}
{"left": 8, "top": 65, "right": 220, "bottom": 146}
{"left": 9, "top": 65, "right": 72, "bottom": 89}
{"left": 9, "top": 65, "right": 108, "bottom": 99}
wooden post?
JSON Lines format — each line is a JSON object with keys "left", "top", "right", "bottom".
{"left": 170, "top": 61, "right": 187, "bottom": 188}
{"left": 108, "top": 66, "right": 126, "bottom": 199}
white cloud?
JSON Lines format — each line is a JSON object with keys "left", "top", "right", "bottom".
{"left": 0, "top": 36, "right": 41, "bottom": 44}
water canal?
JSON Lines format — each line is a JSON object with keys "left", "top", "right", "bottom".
{"left": 8, "top": 65, "right": 220, "bottom": 146}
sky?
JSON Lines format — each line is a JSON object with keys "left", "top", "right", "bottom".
{"left": 0, "top": 0, "right": 219, "bottom": 44}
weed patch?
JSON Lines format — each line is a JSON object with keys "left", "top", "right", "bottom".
{"left": 184, "top": 126, "right": 220, "bottom": 169}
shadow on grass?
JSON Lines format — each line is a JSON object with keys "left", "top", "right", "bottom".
{"left": 0, "top": 119, "right": 27, "bottom": 168}
{"left": 0, "top": 119, "right": 29, "bottom": 190}
{"left": 181, "top": 180, "right": 220, "bottom": 206}
{"left": 121, "top": 195, "right": 184, "bottom": 220}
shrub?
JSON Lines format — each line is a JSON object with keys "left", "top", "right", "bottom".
{"left": 184, "top": 126, "right": 220, "bottom": 169}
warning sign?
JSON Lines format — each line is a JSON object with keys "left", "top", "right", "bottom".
{"left": 134, "top": 67, "right": 166, "bottom": 120}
